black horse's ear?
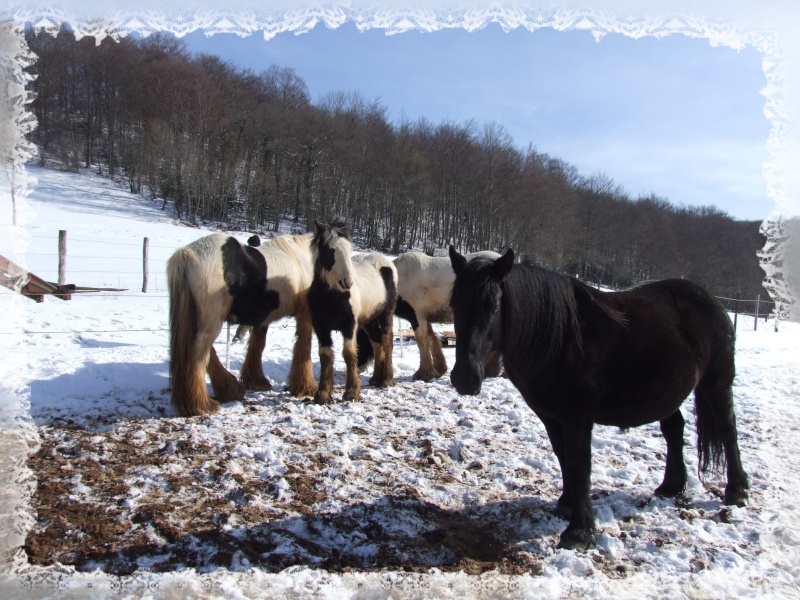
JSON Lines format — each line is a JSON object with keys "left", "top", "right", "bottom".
{"left": 449, "top": 245, "right": 467, "bottom": 274}
{"left": 492, "top": 248, "right": 514, "bottom": 282}
{"left": 313, "top": 220, "right": 325, "bottom": 237}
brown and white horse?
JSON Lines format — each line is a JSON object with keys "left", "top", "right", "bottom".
{"left": 308, "top": 219, "right": 397, "bottom": 404}
{"left": 393, "top": 250, "right": 502, "bottom": 381}
{"left": 167, "top": 232, "right": 317, "bottom": 416}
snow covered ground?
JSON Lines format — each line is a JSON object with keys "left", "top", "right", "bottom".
{"left": 1, "top": 165, "right": 799, "bottom": 599}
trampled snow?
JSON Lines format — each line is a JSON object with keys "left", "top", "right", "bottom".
{"left": 0, "top": 165, "right": 799, "bottom": 599}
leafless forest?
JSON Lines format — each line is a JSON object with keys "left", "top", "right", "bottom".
{"left": 25, "top": 26, "right": 768, "bottom": 300}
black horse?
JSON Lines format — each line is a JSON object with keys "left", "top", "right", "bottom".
{"left": 448, "top": 246, "right": 749, "bottom": 550}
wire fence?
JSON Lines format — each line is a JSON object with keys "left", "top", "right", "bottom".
{"left": 10, "top": 229, "right": 177, "bottom": 294}
{"left": 715, "top": 294, "right": 778, "bottom": 332}
{"left": 2, "top": 229, "right": 786, "bottom": 340}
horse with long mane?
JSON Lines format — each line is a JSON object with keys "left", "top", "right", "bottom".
{"left": 308, "top": 219, "right": 398, "bottom": 404}
{"left": 167, "top": 232, "right": 317, "bottom": 416}
{"left": 394, "top": 250, "right": 502, "bottom": 381}
{"left": 448, "top": 246, "right": 749, "bottom": 550}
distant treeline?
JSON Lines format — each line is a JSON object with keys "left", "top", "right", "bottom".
{"left": 24, "top": 25, "right": 769, "bottom": 300}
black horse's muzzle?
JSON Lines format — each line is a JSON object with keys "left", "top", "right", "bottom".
{"left": 450, "top": 361, "right": 483, "bottom": 396}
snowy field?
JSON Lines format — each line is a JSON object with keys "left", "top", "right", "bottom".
{"left": 1, "top": 165, "right": 799, "bottom": 599}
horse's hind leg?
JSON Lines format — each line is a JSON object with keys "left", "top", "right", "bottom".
{"left": 367, "top": 315, "right": 395, "bottom": 388}
{"left": 173, "top": 340, "right": 221, "bottom": 416}
{"left": 207, "top": 346, "right": 246, "bottom": 403}
{"left": 368, "top": 335, "right": 386, "bottom": 386}
{"left": 695, "top": 377, "right": 749, "bottom": 506}
{"left": 655, "top": 410, "right": 688, "bottom": 498}
{"left": 428, "top": 323, "right": 448, "bottom": 377}
{"left": 413, "top": 317, "right": 438, "bottom": 382}
{"left": 288, "top": 308, "right": 318, "bottom": 397}
{"left": 239, "top": 325, "right": 273, "bottom": 391}
{"left": 341, "top": 331, "right": 362, "bottom": 402}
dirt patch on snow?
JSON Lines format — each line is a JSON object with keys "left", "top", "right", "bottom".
{"left": 23, "top": 390, "right": 552, "bottom": 577}
{"left": 21, "top": 377, "right": 760, "bottom": 583}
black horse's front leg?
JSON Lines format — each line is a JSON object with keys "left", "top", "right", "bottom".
{"left": 655, "top": 409, "right": 688, "bottom": 498}
{"left": 539, "top": 414, "right": 571, "bottom": 517}
{"left": 558, "top": 418, "right": 597, "bottom": 550}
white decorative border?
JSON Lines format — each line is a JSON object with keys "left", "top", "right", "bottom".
{"left": 1, "top": 2, "right": 798, "bottom": 596}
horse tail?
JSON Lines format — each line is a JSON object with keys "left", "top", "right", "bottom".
{"left": 694, "top": 387, "right": 726, "bottom": 476}
{"left": 357, "top": 327, "right": 374, "bottom": 370}
{"left": 166, "top": 246, "right": 205, "bottom": 416}
{"left": 693, "top": 313, "right": 737, "bottom": 477}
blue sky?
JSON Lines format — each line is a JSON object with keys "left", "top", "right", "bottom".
{"left": 180, "top": 22, "right": 770, "bottom": 221}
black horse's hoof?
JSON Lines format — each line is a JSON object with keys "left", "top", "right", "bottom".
{"left": 557, "top": 527, "right": 596, "bottom": 550}
{"left": 724, "top": 485, "right": 749, "bottom": 507}
{"left": 654, "top": 480, "right": 687, "bottom": 498}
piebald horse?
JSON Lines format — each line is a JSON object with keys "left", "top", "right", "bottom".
{"left": 167, "top": 232, "right": 317, "bottom": 416}
{"left": 394, "top": 250, "right": 502, "bottom": 381}
{"left": 308, "top": 219, "right": 398, "bottom": 404}
{"left": 449, "top": 246, "right": 749, "bottom": 550}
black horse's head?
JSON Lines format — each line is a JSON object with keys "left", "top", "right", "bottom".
{"left": 448, "top": 245, "right": 514, "bottom": 396}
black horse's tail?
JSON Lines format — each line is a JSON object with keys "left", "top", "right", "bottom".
{"left": 693, "top": 317, "right": 737, "bottom": 477}
{"left": 357, "top": 327, "right": 374, "bottom": 371}
{"left": 690, "top": 289, "right": 749, "bottom": 507}
{"left": 694, "top": 386, "right": 728, "bottom": 476}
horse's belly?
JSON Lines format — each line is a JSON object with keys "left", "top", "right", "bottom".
{"left": 595, "top": 376, "right": 697, "bottom": 428}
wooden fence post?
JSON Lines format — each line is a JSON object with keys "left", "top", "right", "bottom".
{"left": 58, "top": 230, "right": 67, "bottom": 286}
{"left": 142, "top": 237, "right": 149, "bottom": 293}
{"left": 754, "top": 294, "right": 760, "bottom": 331}
{"left": 733, "top": 291, "right": 739, "bottom": 331}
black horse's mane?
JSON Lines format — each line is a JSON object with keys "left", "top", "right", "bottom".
{"left": 453, "top": 258, "right": 625, "bottom": 377}
{"left": 500, "top": 261, "right": 584, "bottom": 375}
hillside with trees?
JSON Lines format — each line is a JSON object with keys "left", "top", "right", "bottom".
{"left": 23, "top": 25, "right": 769, "bottom": 301}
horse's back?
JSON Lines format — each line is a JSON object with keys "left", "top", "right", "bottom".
{"left": 168, "top": 234, "right": 233, "bottom": 298}
{"left": 353, "top": 252, "right": 398, "bottom": 318}
{"left": 395, "top": 250, "right": 499, "bottom": 319}
{"left": 395, "top": 253, "right": 453, "bottom": 311}
{"left": 586, "top": 278, "right": 733, "bottom": 426}
{"left": 626, "top": 278, "right": 735, "bottom": 370}
{"left": 260, "top": 234, "right": 314, "bottom": 317}
{"left": 616, "top": 279, "right": 733, "bottom": 339}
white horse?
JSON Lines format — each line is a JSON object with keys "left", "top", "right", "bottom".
{"left": 167, "top": 232, "right": 317, "bottom": 416}
{"left": 394, "top": 250, "right": 502, "bottom": 381}
{"left": 308, "top": 219, "right": 398, "bottom": 404}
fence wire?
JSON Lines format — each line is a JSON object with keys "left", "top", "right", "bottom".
{"left": 3, "top": 233, "right": 784, "bottom": 343}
